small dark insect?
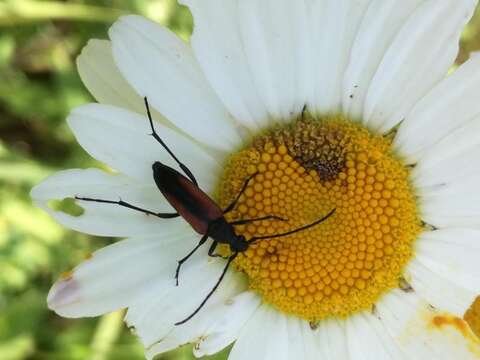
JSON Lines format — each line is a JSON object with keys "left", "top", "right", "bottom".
{"left": 75, "top": 97, "right": 336, "bottom": 325}
{"left": 399, "top": 277, "right": 414, "bottom": 293}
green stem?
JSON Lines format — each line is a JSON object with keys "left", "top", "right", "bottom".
{"left": 89, "top": 310, "right": 125, "bottom": 360}
{"left": 0, "top": 0, "right": 128, "bottom": 26}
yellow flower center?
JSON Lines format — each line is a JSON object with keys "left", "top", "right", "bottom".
{"left": 216, "top": 115, "right": 422, "bottom": 321}
{"left": 465, "top": 297, "right": 480, "bottom": 337}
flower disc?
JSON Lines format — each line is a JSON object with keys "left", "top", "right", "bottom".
{"left": 217, "top": 115, "right": 422, "bottom": 320}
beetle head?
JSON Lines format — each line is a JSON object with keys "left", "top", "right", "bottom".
{"left": 230, "top": 235, "right": 249, "bottom": 253}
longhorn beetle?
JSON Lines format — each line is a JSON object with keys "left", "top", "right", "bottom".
{"left": 75, "top": 97, "right": 336, "bottom": 325}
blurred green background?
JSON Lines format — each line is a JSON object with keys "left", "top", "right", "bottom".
{"left": 1, "top": 1, "right": 480, "bottom": 359}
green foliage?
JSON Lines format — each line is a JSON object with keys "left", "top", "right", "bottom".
{"left": 1, "top": 1, "right": 480, "bottom": 359}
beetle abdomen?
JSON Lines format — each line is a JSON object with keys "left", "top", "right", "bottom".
{"left": 152, "top": 162, "right": 223, "bottom": 234}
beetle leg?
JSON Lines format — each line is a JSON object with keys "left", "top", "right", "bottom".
{"left": 144, "top": 97, "right": 198, "bottom": 186}
{"left": 207, "top": 241, "right": 218, "bottom": 256}
{"left": 230, "top": 215, "right": 288, "bottom": 225}
{"left": 207, "top": 241, "right": 229, "bottom": 259}
{"left": 175, "top": 252, "right": 238, "bottom": 326}
{"left": 223, "top": 172, "right": 258, "bottom": 214}
{"left": 74, "top": 196, "right": 179, "bottom": 218}
{"left": 175, "top": 233, "right": 210, "bottom": 286}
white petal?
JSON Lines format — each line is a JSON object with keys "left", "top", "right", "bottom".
{"left": 180, "top": 0, "right": 268, "bottom": 130}
{"left": 406, "top": 259, "right": 476, "bottom": 316}
{"left": 419, "top": 175, "right": 480, "bottom": 228}
{"left": 364, "top": 312, "right": 409, "bottom": 360}
{"left": 413, "top": 229, "right": 480, "bottom": 294}
{"left": 109, "top": 15, "right": 242, "bottom": 151}
{"left": 30, "top": 168, "right": 177, "bottom": 237}
{"left": 285, "top": 317, "right": 306, "bottom": 360}
{"left": 236, "top": 0, "right": 311, "bottom": 122}
{"left": 126, "top": 248, "right": 245, "bottom": 349}
{"left": 192, "top": 292, "right": 261, "bottom": 358}
{"left": 376, "top": 289, "right": 479, "bottom": 360}
{"left": 396, "top": 53, "right": 480, "bottom": 163}
{"left": 47, "top": 228, "right": 194, "bottom": 317}
{"left": 311, "top": 321, "right": 332, "bottom": 359}
{"left": 229, "top": 305, "right": 289, "bottom": 360}
{"left": 415, "top": 170, "right": 480, "bottom": 229}
{"left": 364, "top": 0, "right": 476, "bottom": 133}
{"left": 67, "top": 104, "right": 221, "bottom": 191}
{"left": 309, "top": 0, "right": 372, "bottom": 115}
{"left": 146, "top": 289, "right": 257, "bottom": 359}
{"left": 346, "top": 313, "right": 406, "bottom": 360}
{"left": 316, "top": 319, "right": 349, "bottom": 360}
{"left": 145, "top": 287, "right": 257, "bottom": 357}
{"left": 412, "top": 116, "right": 480, "bottom": 190}
{"left": 77, "top": 39, "right": 146, "bottom": 114}
{"left": 342, "top": 0, "right": 424, "bottom": 120}
{"left": 259, "top": 309, "right": 290, "bottom": 360}
{"left": 300, "top": 320, "right": 322, "bottom": 360}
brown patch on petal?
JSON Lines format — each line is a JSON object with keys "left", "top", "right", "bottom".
{"left": 60, "top": 270, "right": 73, "bottom": 280}
{"left": 432, "top": 315, "right": 468, "bottom": 335}
{"left": 431, "top": 314, "right": 480, "bottom": 356}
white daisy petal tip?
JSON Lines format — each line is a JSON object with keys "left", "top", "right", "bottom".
{"left": 76, "top": 38, "right": 149, "bottom": 115}
{"left": 47, "top": 274, "right": 81, "bottom": 315}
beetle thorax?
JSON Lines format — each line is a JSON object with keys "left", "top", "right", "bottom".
{"left": 230, "top": 236, "right": 249, "bottom": 253}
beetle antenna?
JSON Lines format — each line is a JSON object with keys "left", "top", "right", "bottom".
{"left": 223, "top": 172, "right": 258, "bottom": 214}
{"left": 230, "top": 215, "right": 288, "bottom": 226}
{"left": 144, "top": 97, "right": 198, "bottom": 186}
{"left": 248, "top": 208, "right": 336, "bottom": 244}
{"left": 175, "top": 253, "right": 238, "bottom": 326}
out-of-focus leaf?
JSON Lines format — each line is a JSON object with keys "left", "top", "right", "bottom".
{"left": 0, "top": 1, "right": 128, "bottom": 26}
{"left": 0, "top": 335, "right": 35, "bottom": 360}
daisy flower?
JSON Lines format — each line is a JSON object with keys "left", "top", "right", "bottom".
{"left": 32, "top": 0, "right": 480, "bottom": 359}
